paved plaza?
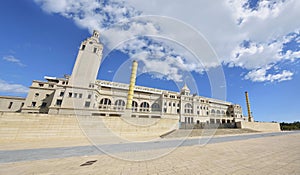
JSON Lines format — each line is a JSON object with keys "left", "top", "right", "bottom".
{"left": 0, "top": 131, "right": 300, "bottom": 175}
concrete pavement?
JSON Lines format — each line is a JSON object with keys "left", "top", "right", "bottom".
{"left": 0, "top": 131, "right": 300, "bottom": 174}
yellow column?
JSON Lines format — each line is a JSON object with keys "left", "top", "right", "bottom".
{"left": 126, "top": 61, "right": 138, "bottom": 109}
{"left": 245, "top": 91, "right": 252, "bottom": 122}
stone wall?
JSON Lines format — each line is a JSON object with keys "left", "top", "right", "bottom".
{"left": 0, "top": 96, "right": 25, "bottom": 112}
{"left": 0, "top": 112, "right": 178, "bottom": 143}
{"left": 236, "top": 121, "right": 281, "bottom": 132}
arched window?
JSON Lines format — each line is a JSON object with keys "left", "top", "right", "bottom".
{"left": 211, "top": 109, "right": 215, "bottom": 115}
{"left": 216, "top": 110, "right": 221, "bottom": 115}
{"left": 151, "top": 103, "right": 160, "bottom": 112}
{"left": 132, "top": 101, "right": 138, "bottom": 112}
{"left": 114, "top": 99, "right": 125, "bottom": 111}
{"left": 99, "top": 98, "right": 111, "bottom": 109}
{"left": 221, "top": 111, "right": 225, "bottom": 115}
{"left": 184, "top": 103, "right": 193, "bottom": 114}
{"left": 226, "top": 111, "right": 230, "bottom": 116}
{"left": 140, "top": 102, "right": 150, "bottom": 112}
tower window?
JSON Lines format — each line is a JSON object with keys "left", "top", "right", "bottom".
{"left": 41, "top": 102, "right": 47, "bottom": 108}
{"left": 56, "top": 100, "right": 62, "bottom": 106}
{"left": 81, "top": 45, "right": 86, "bottom": 50}
{"left": 93, "top": 47, "right": 97, "bottom": 53}
{"left": 31, "top": 102, "right": 36, "bottom": 107}
{"left": 59, "top": 91, "right": 64, "bottom": 97}
{"left": 68, "top": 92, "right": 72, "bottom": 97}
{"left": 35, "top": 93, "right": 39, "bottom": 97}
{"left": 8, "top": 102, "right": 13, "bottom": 109}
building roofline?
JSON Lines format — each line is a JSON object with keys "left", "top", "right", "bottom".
{"left": 0, "top": 96, "right": 25, "bottom": 100}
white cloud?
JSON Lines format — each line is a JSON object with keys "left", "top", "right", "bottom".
{"left": 127, "top": 0, "right": 300, "bottom": 82}
{"left": 0, "top": 79, "right": 29, "bottom": 94}
{"left": 244, "top": 66, "right": 293, "bottom": 82}
{"left": 34, "top": 0, "right": 300, "bottom": 83}
{"left": 228, "top": 0, "right": 288, "bottom": 25}
{"left": 34, "top": 0, "right": 140, "bottom": 32}
{"left": 3, "top": 55, "right": 26, "bottom": 67}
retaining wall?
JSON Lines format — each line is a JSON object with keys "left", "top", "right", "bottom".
{"left": 0, "top": 112, "right": 178, "bottom": 143}
{"left": 236, "top": 121, "right": 281, "bottom": 132}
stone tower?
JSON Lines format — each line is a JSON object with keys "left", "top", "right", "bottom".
{"left": 180, "top": 83, "right": 190, "bottom": 96}
{"left": 69, "top": 30, "right": 103, "bottom": 88}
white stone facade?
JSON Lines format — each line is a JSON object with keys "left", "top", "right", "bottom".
{"left": 1, "top": 31, "right": 248, "bottom": 124}
{"left": 0, "top": 96, "right": 25, "bottom": 113}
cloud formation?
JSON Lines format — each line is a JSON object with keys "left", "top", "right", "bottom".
{"left": 3, "top": 55, "right": 26, "bottom": 67}
{"left": 33, "top": 0, "right": 300, "bottom": 83}
{"left": 244, "top": 65, "right": 293, "bottom": 82}
{"left": 0, "top": 79, "right": 29, "bottom": 94}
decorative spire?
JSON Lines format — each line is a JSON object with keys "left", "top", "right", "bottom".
{"left": 181, "top": 83, "right": 190, "bottom": 95}
{"left": 181, "top": 83, "right": 190, "bottom": 91}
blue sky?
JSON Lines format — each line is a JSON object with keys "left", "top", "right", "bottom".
{"left": 0, "top": 0, "right": 299, "bottom": 122}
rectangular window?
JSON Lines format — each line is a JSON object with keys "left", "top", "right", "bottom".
{"left": 85, "top": 101, "right": 91, "bottom": 108}
{"left": 8, "top": 102, "right": 13, "bottom": 109}
{"left": 81, "top": 45, "right": 86, "bottom": 50}
{"left": 87, "top": 94, "right": 92, "bottom": 99}
{"left": 93, "top": 47, "right": 97, "bottom": 53}
{"left": 60, "top": 91, "right": 64, "bottom": 97}
{"left": 74, "top": 93, "right": 78, "bottom": 98}
{"left": 68, "top": 92, "right": 72, "bottom": 98}
{"left": 56, "top": 100, "right": 62, "bottom": 106}
{"left": 79, "top": 94, "right": 82, "bottom": 98}
{"left": 41, "top": 102, "right": 47, "bottom": 108}
{"left": 31, "top": 102, "right": 36, "bottom": 107}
